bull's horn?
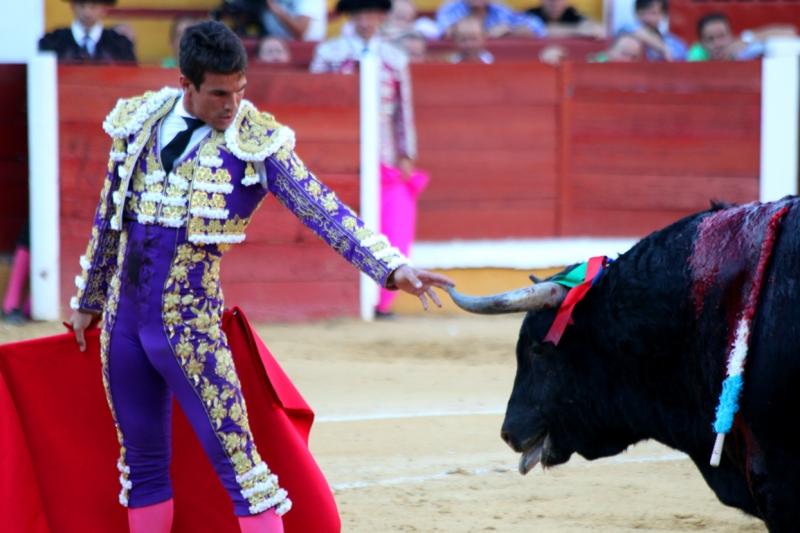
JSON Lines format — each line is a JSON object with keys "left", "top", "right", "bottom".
{"left": 446, "top": 282, "right": 567, "bottom": 315}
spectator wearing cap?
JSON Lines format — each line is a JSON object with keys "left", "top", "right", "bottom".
{"left": 617, "top": 0, "right": 686, "bottom": 61}
{"left": 39, "top": 0, "right": 136, "bottom": 63}
{"left": 436, "top": 0, "right": 547, "bottom": 39}
{"left": 526, "top": 0, "right": 605, "bottom": 38}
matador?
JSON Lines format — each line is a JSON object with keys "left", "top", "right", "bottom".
{"left": 68, "top": 20, "right": 452, "bottom": 533}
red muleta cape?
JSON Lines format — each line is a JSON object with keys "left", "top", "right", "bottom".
{"left": 0, "top": 307, "right": 340, "bottom": 533}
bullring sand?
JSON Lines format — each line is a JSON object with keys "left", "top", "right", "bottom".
{"left": 2, "top": 315, "right": 765, "bottom": 532}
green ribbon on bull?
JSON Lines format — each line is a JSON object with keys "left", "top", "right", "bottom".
{"left": 548, "top": 262, "right": 588, "bottom": 289}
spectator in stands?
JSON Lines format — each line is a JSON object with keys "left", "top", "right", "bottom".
{"left": 448, "top": 16, "right": 494, "bottom": 63}
{"left": 526, "top": 0, "right": 605, "bottom": 38}
{"left": 311, "top": 0, "right": 415, "bottom": 169}
{"left": 538, "top": 43, "right": 567, "bottom": 64}
{"left": 396, "top": 31, "right": 428, "bottom": 63}
{"left": 380, "top": 0, "right": 415, "bottom": 38}
{"left": 311, "top": 0, "right": 421, "bottom": 317}
{"left": 257, "top": 36, "right": 292, "bottom": 62}
{"left": 687, "top": 13, "right": 796, "bottom": 62}
{"left": 382, "top": 0, "right": 440, "bottom": 39}
{"left": 162, "top": 17, "right": 202, "bottom": 68}
{"left": 590, "top": 31, "right": 644, "bottom": 61}
{"left": 38, "top": 0, "right": 137, "bottom": 63}
{"left": 618, "top": 0, "right": 686, "bottom": 61}
{"left": 263, "top": 0, "right": 327, "bottom": 40}
{"left": 214, "top": 0, "right": 326, "bottom": 39}
{"left": 436, "top": 0, "right": 547, "bottom": 39}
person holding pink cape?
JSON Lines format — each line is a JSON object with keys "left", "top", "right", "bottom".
{"left": 311, "top": 0, "right": 424, "bottom": 317}
{"left": 378, "top": 164, "right": 428, "bottom": 316}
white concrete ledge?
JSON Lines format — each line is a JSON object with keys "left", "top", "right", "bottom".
{"left": 410, "top": 238, "right": 639, "bottom": 270}
{"left": 760, "top": 38, "right": 800, "bottom": 202}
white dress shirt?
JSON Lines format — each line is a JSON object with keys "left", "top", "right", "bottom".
{"left": 158, "top": 94, "right": 212, "bottom": 162}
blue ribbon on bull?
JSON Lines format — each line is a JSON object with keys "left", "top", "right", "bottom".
{"left": 713, "top": 374, "right": 744, "bottom": 434}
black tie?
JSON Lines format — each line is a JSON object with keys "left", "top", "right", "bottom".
{"left": 81, "top": 34, "right": 92, "bottom": 59}
{"left": 161, "top": 117, "right": 204, "bottom": 174}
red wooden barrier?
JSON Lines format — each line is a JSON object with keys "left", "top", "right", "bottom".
{"left": 0, "top": 65, "right": 28, "bottom": 252}
{"left": 411, "top": 60, "right": 761, "bottom": 240}
{"left": 58, "top": 65, "right": 360, "bottom": 321}
{"left": 413, "top": 62, "right": 561, "bottom": 240}
{"left": 558, "top": 61, "right": 761, "bottom": 235}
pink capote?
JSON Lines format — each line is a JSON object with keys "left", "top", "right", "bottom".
{"left": 378, "top": 164, "right": 430, "bottom": 313}
{"left": 0, "top": 307, "right": 340, "bottom": 533}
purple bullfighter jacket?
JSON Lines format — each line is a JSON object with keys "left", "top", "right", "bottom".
{"left": 71, "top": 87, "right": 409, "bottom": 314}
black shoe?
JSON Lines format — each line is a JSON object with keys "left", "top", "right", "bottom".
{"left": 2, "top": 309, "right": 26, "bottom": 325}
{"left": 374, "top": 309, "right": 395, "bottom": 320}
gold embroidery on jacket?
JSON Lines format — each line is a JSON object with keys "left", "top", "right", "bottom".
{"left": 162, "top": 243, "right": 282, "bottom": 510}
{"left": 98, "top": 229, "right": 131, "bottom": 505}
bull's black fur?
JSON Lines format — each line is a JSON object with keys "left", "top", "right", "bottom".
{"left": 504, "top": 198, "right": 800, "bottom": 531}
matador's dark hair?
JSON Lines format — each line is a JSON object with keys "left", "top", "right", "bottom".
{"left": 179, "top": 21, "right": 247, "bottom": 88}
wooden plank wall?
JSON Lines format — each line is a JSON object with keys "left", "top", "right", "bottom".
{"left": 58, "top": 66, "right": 360, "bottom": 321}
{"left": 0, "top": 65, "right": 28, "bottom": 252}
{"left": 559, "top": 61, "right": 762, "bottom": 234}
{"left": 413, "top": 63, "right": 561, "bottom": 240}
{"left": 412, "top": 60, "right": 761, "bottom": 240}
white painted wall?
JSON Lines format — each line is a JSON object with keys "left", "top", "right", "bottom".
{"left": 760, "top": 38, "right": 800, "bottom": 202}
{"left": 0, "top": 3, "right": 45, "bottom": 62}
{"left": 358, "top": 50, "right": 381, "bottom": 321}
{"left": 27, "top": 53, "right": 61, "bottom": 321}
{"left": 1, "top": 4, "right": 61, "bottom": 319}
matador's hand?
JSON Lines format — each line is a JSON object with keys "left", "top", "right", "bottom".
{"left": 68, "top": 310, "right": 97, "bottom": 352}
{"left": 389, "top": 266, "right": 455, "bottom": 311}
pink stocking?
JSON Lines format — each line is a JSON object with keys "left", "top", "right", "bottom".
{"left": 2, "top": 246, "right": 29, "bottom": 315}
{"left": 238, "top": 510, "right": 284, "bottom": 533}
{"left": 128, "top": 498, "right": 174, "bottom": 533}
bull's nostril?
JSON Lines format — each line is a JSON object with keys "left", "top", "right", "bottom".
{"left": 501, "top": 430, "right": 512, "bottom": 445}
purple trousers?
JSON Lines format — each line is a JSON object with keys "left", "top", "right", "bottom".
{"left": 102, "top": 221, "right": 288, "bottom": 516}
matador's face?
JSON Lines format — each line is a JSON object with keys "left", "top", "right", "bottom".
{"left": 181, "top": 71, "right": 246, "bottom": 131}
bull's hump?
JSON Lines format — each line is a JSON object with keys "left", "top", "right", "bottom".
{"left": 689, "top": 199, "right": 795, "bottom": 316}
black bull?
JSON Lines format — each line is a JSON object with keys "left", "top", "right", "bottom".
{"left": 448, "top": 198, "right": 800, "bottom": 532}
